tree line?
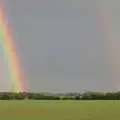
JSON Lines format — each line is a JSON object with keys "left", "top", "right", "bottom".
{"left": 0, "top": 91, "right": 120, "bottom": 100}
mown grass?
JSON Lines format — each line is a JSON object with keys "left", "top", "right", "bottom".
{"left": 0, "top": 100, "right": 120, "bottom": 120}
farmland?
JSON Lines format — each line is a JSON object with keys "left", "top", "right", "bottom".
{"left": 0, "top": 100, "right": 120, "bottom": 120}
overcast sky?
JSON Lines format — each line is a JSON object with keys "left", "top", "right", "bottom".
{"left": 0, "top": 0, "right": 120, "bottom": 92}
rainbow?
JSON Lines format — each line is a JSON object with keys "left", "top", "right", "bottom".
{"left": 96, "top": 0, "right": 120, "bottom": 90}
{"left": 0, "top": 3, "right": 27, "bottom": 93}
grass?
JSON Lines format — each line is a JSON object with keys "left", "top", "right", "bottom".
{"left": 0, "top": 100, "right": 120, "bottom": 120}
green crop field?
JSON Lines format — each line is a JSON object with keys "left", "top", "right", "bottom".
{"left": 0, "top": 100, "right": 120, "bottom": 120}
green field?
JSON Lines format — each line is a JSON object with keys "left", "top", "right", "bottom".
{"left": 0, "top": 100, "right": 120, "bottom": 120}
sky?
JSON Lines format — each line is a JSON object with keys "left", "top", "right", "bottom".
{"left": 0, "top": 0, "right": 120, "bottom": 92}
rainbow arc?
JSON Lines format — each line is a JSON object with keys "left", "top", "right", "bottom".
{"left": 0, "top": 3, "right": 27, "bottom": 93}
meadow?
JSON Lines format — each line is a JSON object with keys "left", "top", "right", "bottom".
{"left": 0, "top": 100, "right": 120, "bottom": 120}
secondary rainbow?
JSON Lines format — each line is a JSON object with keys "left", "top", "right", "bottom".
{"left": 96, "top": 0, "right": 120, "bottom": 90}
{"left": 0, "top": 3, "right": 27, "bottom": 93}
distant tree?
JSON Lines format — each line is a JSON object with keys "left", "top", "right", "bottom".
{"left": 54, "top": 96, "right": 60, "bottom": 100}
{"left": 14, "top": 93, "right": 25, "bottom": 100}
{"left": 27, "top": 93, "right": 34, "bottom": 99}
{"left": 74, "top": 95, "right": 80, "bottom": 100}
